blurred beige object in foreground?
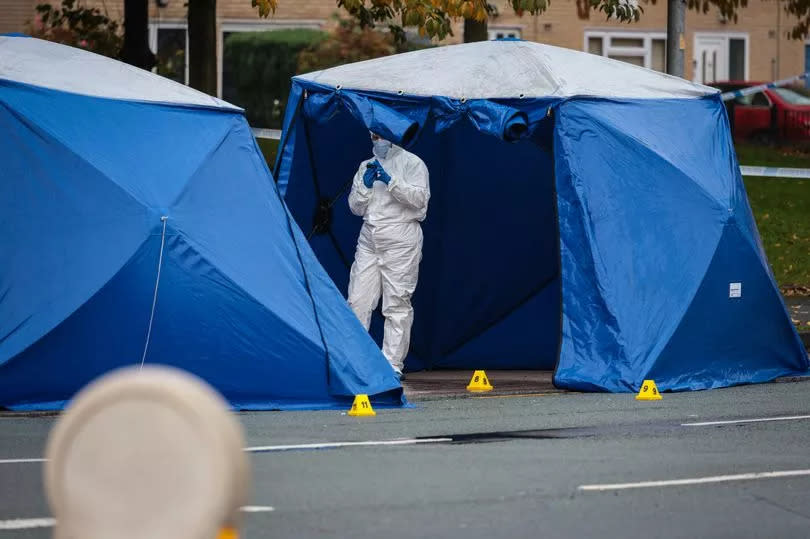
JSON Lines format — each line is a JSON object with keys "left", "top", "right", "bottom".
{"left": 44, "top": 366, "right": 249, "bottom": 539}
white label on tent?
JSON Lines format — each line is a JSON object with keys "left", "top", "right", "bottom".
{"left": 729, "top": 282, "right": 742, "bottom": 298}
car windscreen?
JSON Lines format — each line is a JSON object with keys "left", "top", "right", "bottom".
{"left": 771, "top": 88, "right": 810, "bottom": 105}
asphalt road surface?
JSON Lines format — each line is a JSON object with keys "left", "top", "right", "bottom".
{"left": 2, "top": 379, "right": 810, "bottom": 538}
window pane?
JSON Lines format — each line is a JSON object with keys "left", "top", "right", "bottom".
{"left": 610, "top": 37, "right": 644, "bottom": 48}
{"left": 609, "top": 55, "right": 644, "bottom": 67}
{"left": 156, "top": 28, "right": 186, "bottom": 84}
{"left": 651, "top": 38, "right": 666, "bottom": 72}
{"left": 588, "top": 37, "right": 603, "bottom": 55}
{"left": 729, "top": 38, "right": 746, "bottom": 81}
{"left": 751, "top": 92, "right": 770, "bottom": 107}
{"left": 772, "top": 88, "right": 810, "bottom": 105}
{"left": 736, "top": 94, "right": 754, "bottom": 105}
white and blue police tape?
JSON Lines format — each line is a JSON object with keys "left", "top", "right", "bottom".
{"left": 251, "top": 127, "right": 282, "bottom": 140}
{"left": 740, "top": 166, "right": 810, "bottom": 179}
{"left": 721, "top": 73, "right": 809, "bottom": 102}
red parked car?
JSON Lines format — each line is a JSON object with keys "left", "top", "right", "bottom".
{"left": 713, "top": 81, "right": 810, "bottom": 143}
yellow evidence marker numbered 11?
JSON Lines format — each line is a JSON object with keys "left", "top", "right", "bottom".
{"left": 348, "top": 394, "right": 376, "bottom": 416}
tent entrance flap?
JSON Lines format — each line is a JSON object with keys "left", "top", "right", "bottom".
{"left": 284, "top": 106, "right": 562, "bottom": 372}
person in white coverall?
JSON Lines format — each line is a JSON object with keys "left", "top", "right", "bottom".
{"left": 347, "top": 132, "right": 430, "bottom": 378}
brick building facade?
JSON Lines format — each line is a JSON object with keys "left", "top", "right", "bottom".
{"left": 1, "top": 0, "right": 803, "bottom": 97}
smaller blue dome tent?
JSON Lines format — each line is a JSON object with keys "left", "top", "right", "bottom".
{"left": 0, "top": 35, "right": 404, "bottom": 410}
{"left": 275, "top": 40, "right": 808, "bottom": 393}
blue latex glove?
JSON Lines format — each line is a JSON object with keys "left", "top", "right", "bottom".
{"left": 373, "top": 160, "right": 392, "bottom": 185}
{"left": 363, "top": 161, "right": 378, "bottom": 188}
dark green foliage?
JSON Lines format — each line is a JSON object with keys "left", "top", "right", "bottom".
{"left": 222, "top": 29, "right": 326, "bottom": 128}
{"left": 29, "top": 0, "right": 122, "bottom": 58}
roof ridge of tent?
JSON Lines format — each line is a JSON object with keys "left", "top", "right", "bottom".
{"left": 0, "top": 36, "right": 241, "bottom": 110}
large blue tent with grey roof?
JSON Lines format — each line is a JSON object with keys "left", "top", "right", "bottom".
{"left": 276, "top": 39, "right": 808, "bottom": 392}
{"left": 0, "top": 35, "right": 404, "bottom": 410}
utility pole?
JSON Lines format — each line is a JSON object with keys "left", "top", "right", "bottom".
{"left": 776, "top": 0, "right": 782, "bottom": 79}
{"left": 666, "top": 0, "right": 686, "bottom": 78}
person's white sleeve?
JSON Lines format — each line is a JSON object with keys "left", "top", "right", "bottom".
{"left": 348, "top": 163, "right": 373, "bottom": 216}
{"left": 387, "top": 159, "right": 430, "bottom": 210}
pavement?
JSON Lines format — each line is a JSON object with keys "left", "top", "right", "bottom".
{"left": 402, "top": 370, "right": 561, "bottom": 401}
{"left": 4, "top": 380, "right": 810, "bottom": 538}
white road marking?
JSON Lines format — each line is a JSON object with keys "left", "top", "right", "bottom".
{"left": 579, "top": 469, "right": 810, "bottom": 492}
{"left": 240, "top": 506, "right": 275, "bottom": 512}
{"left": 682, "top": 414, "right": 810, "bottom": 427}
{"left": 0, "top": 458, "right": 45, "bottom": 465}
{"left": 0, "top": 507, "right": 273, "bottom": 530}
{"left": 0, "top": 518, "right": 56, "bottom": 530}
{"left": 1, "top": 437, "right": 452, "bottom": 465}
{"left": 245, "top": 437, "right": 452, "bottom": 453}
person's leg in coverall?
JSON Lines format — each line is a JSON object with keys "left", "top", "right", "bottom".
{"left": 346, "top": 133, "right": 430, "bottom": 376}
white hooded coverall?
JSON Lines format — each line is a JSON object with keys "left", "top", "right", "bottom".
{"left": 347, "top": 144, "right": 430, "bottom": 372}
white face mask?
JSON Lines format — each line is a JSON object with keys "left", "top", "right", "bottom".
{"left": 372, "top": 139, "right": 392, "bottom": 159}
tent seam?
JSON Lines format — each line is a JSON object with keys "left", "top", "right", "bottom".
{"left": 0, "top": 99, "right": 147, "bottom": 210}
{"left": 584, "top": 104, "right": 728, "bottom": 211}
{"left": 170, "top": 117, "right": 239, "bottom": 207}
{"left": 164, "top": 233, "right": 330, "bottom": 358}
{"left": 638, "top": 225, "right": 727, "bottom": 380}
{"left": 556, "top": 113, "right": 631, "bottom": 375}
{"left": 0, "top": 233, "right": 153, "bottom": 369}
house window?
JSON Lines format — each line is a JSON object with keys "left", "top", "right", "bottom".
{"left": 729, "top": 38, "right": 746, "bottom": 80}
{"left": 693, "top": 33, "right": 749, "bottom": 84}
{"left": 488, "top": 27, "right": 521, "bottom": 40}
{"left": 584, "top": 31, "right": 667, "bottom": 72}
{"left": 149, "top": 23, "right": 188, "bottom": 84}
{"left": 218, "top": 22, "right": 324, "bottom": 100}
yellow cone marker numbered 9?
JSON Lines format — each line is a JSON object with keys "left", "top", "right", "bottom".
{"left": 466, "top": 370, "right": 494, "bottom": 392}
{"left": 636, "top": 379, "right": 662, "bottom": 401}
{"left": 348, "top": 394, "right": 376, "bottom": 416}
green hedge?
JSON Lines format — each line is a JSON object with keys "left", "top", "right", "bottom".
{"left": 222, "top": 29, "right": 326, "bottom": 128}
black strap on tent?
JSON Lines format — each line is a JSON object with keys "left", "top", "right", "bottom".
{"left": 307, "top": 176, "right": 353, "bottom": 240}
{"left": 266, "top": 97, "right": 333, "bottom": 390}
{"left": 301, "top": 114, "right": 353, "bottom": 270}
{"left": 272, "top": 92, "right": 305, "bottom": 181}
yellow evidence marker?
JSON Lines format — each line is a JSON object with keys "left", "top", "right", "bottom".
{"left": 218, "top": 527, "right": 239, "bottom": 539}
{"left": 466, "top": 370, "right": 494, "bottom": 392}
{"left": 636, "top": 379, "right": 663, "bottom": 401}
{"left": 348, "top": 394, "right": 376, "bottom": 416}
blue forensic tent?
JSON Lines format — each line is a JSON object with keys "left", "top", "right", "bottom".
{"left": 0, "top": 35, "right": 404, "bottom": 410}
{"left": 276, "top": 40, "right": 809, "bottom": 392}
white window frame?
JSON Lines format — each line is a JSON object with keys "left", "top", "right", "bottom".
{"left": 148, "top": 20, "right": 189, "bottom": 85}
{"left": 218, "top": 19, "right": 325, "bottom": 97}
{"left": 488, "top": 26, "right": 522, "bottom": 41}
{"left": 583, "top": 30, "right": 667, "bottom": 71}
{"left": 693, "top": 32, "right": 750, "bottom": 82}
